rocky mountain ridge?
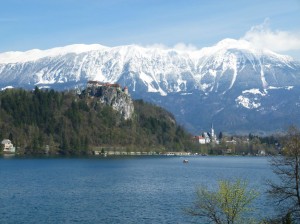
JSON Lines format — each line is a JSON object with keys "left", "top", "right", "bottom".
{"left": 1, "top": 38, "right": 300, "bottom": 134}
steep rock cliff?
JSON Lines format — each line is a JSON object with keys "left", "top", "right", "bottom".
{"left": 84, "top": 85, "right": 134, "bottom": 120}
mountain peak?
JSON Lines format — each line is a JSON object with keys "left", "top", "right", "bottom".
{"left": 215, "top": 38, "right": 254, "bottom": 50}
{"left": 0, "top": 44, "right": 109, "bottom": 64}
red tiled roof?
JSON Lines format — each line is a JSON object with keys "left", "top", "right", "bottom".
{"left": 193, "top": 136, "right": 205, "bottom": 140}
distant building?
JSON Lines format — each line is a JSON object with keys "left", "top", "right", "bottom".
{"left": 195, "top": 123, "right": 220, "bottom": 145}
{"left": 1, "top": 139, "right": 15, "bottom": 154}
{"left": 87, "top": 81, "right": 125, "bottom": 93}
{"left": 258, "top": 150, "right": 266, "bottom": 156}
{"left": 193, "top": 136, "right": 206, "bottom": 144}
{"left": 210, "top": 123, "right": 219, "bottom": 144}
{"left": 123, "top": 86, "right": 128, "bottom": 95}
{"left": 87, "top": 80, "right": 101, "bottom": 87}
{"left": 203, "top": 132, "right": 211, "bottom": 144}
{"left": 226, "top": 139, "right": 237, "bottom": 144}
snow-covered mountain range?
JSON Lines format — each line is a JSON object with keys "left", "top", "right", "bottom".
{"left": 1, "top": 38, "right": 300, "bottom": 134}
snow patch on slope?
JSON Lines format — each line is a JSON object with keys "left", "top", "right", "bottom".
{"left": 242, "top": 89, "right": 266, "bottom": 96}
{"left": 236, "top": 96, "right": 261, "bottom": 109}
{"left": 268, "top": 86, "right": 294, "bottom": 90}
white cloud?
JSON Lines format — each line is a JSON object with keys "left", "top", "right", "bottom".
{"left": 144, "top": 43, "right": 168, "bottom": 50}
{"left": 143, "top": 42, "right": 198, "bottom": 51}
{"left": 243, "top": 18, "right": 300, "bottom": 52}
{"left": 173, "top": 42, "right": 198, "bottom": 51}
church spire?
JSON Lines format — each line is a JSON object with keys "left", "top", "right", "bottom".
{"left": 211, "top": 122, "right": 214, "bottom": 138}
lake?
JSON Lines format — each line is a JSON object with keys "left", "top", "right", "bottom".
{"left": 0, "top": 156, "right": 276, "bottom": 223}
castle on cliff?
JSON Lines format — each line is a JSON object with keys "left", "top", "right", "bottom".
{"left": 87, "top": 81, "right": 128, "bottom": 95}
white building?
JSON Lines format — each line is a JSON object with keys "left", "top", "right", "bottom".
{"left": 194, "top": 136, "right": 206, "bottom": 144}
{"left": 1, "top": 139, "right": 15, "bottom": 153}
{"left": 258, "top": 150, "right": 266, "bottom": 156}
{"left": 210, "top": 123, "right": 218, "bottom": 143}
{"left": 195, "top": 123, "right": 220, "bottom": 145}
{"left": 203, "top": 132, "right": 211, "bottom": 144}
{"left": 226, "top": 139, "right": 237, "bottom": 144}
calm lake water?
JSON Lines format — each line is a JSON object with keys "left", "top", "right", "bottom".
{"left": 0, "top": 156, "right": 276, "bottom": 223}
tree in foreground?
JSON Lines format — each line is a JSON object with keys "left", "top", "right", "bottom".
{"left": 268, "top": 126, "right": 300, "bottom": 222}
{"left": 187, "top": 179, "right": 259, "bottom": 224}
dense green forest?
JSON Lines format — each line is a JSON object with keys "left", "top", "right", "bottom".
{"left": 0, "top": 87, "right": 195, "bottom": 155}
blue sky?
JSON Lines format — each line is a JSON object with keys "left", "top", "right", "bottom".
{"left": 1, "top": 0, "right": 300, "bottom": 59}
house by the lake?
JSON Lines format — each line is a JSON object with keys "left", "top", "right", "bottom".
{"left": 1, "top": 139, "right": 15, "bottom": 154}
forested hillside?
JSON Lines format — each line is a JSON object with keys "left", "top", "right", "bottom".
{"left": 0, "top": 88, "right": 194, "bottom": 155}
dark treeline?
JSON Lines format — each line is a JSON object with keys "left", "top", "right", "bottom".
{"left": 248, "top": 133, "right": 279, "bottom": 145}
{"left": 0, "top": 88, "right": 194, "bottom": 155}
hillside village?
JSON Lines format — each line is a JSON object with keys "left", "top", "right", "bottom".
{"left": 191, "top": 123, "right": 279, "bottom": 156}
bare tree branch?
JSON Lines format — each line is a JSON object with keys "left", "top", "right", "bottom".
{"left": 268, "top": 125, "right": 300, "bottom": 222}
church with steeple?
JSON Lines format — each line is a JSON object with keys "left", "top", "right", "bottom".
{"left": 210, "top": 123, "right": 218, "bottom": 144}
{"left": 193, "top": 123, "right": 219, "bottom": 145}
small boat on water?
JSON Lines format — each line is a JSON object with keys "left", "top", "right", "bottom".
{"left": 183, "top": 159, "right": 189, "bottom": 163}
